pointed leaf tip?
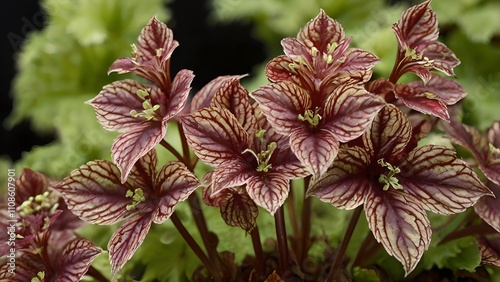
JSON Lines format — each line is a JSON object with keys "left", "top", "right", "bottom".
{"left": 109, "top": 214, "right": 153, "bottom": 274}
{"left": 57, "top": 239, "right": 102, "bottom": 282}
{"left": 153, "top": 161, "right": 200, "bottom": 223}
{"left": 182, "top": 107, "right": 249, "bottom": 166}
{"left": 56, "top": 160, "right": 133, "bottom": 225}
{"left": 365, "top": 190, "right": 431, "bottom": 275}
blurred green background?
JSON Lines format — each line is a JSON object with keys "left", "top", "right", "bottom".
{"left": 1, "top": 0, "right": 499, "bottom": 280}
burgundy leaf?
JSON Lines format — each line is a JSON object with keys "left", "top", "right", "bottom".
{"left": 219, "top": 189, "right": 259, "bottom": 233}
{"left": 56, "top": 238, "right": 102, "bottom": 282}
{"left": 487, "top": 121, "right": 500, "bottom": 149}
{"left": 181, "top": 107, "right": 249, "bottom": 166}
{"left": 136, "top": 16, "right": 178, "bottom": 63}
{"left": 394, "top": 83, "right": 450, "bottom": 121}
{"left": 336, "top": 48, "right": 379, "bottom": 82}
{"left": 323, "top": 83, "right": 385, "bottom": 143}
{"left": 281, "top": 38, "right": 311, "bottom": 64}
{"left": 57, "top": 160, "right": 133, "bottom": 225}
{"left": 190, "top": 75, "right": 244, "bottom": 112}
{"left": 363, "top": 104, "right": 412, "bottom": 158}
{"left": 2, "top": 252, "right": 46, "bottom": 281}
{"left": 475, "top": 182, "right": 500, "bottom": 233}
{"left": 251, "top": 81, "right": 311, "bottom": 136}
{"left": 246, "top": 173, "right": 290, "bottom": 215}
{"left": 289, "top": 127, "right": 339, "bottom": 178}
{"left": 417, "top": 41, "right": 460, "bottom": 77}
{"left": 399, "top": 145, "right": 492, "bottom": 215}
{"left": 153, "top": 161, "right": 200, "bottom": 223}
{"left": 211, "top": 161, "right": 253, "bottom": 195}
{"left": 477, "top": 236, "right": 500, "bottom": 267}
{"left": 297, "top": 9, "right": 345, "bottom": 52}
{"left": 308, "top": 146, "right": 372, "bottom": 209}
{"left": 15, "top": 168, "right": 48, "bottom": 205}
{"left": 108, "top": 16, "right": 178, "bottom": 76}
{"left": 111, "top": 122, "right": 166, "bottom": 183}
{"left": 441, "top": 119, "right": 487, "bottom": 159}
{"left": 265, "top": 55, "right": 314, "bottom": 90}
{"left": 366, "top": 78, "right": 395, "bottom": 98}
{"left": 165, "top": 69, "right": 195, "bottom": 118}
{"left": 210, "top": 77, "right": 256, "bottom": 133}
{"left": 272, "top": 149, "right": 311, "bottom": 180}
{"left": 441, "top": 119, "right": 500, "bottom": 185}
{"left": 87, "top": 79, "right": 153, "bottom": 132}
{"left": 109, "top": 213, "right": 153, "bottom": 274}
{"left": 392, "top": 0, "right": 437, "bottom": 49}
{"left": 407, "top": 73, "right": 465, "bottom": 105}
{"left": 126, "top": 148, "right": 157, "bottom": 190}
{"left": 364, "top": 189, "right": 431, "bottom": 275}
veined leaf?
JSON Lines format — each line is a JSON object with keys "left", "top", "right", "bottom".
{"left": 399, "top": 145, "right": 492, "bottom": 215}
{"left": 365, "top": 189, "right": 431, "bottom": 275}
{"left": 153, "top": 161, "right": 200, "bottom": 224}
{"left": 246, "top": 173, "right": 290, "bottom": 215}
{"left": 392, "top": 0, "right": 437, "bottom": 49}
{"left": 219, "top": 189, "right": 259, "bottom": 233}
{"left": 323, "top": 83, "right": 385, "bottom": 143}
{"left": 475, "top": 182, "right": 500, "bottom": 233}
{"left": 57, "top": 238, "right": 102, "bottom": 281}
{"left": 108, "top": 213, "right": 153, "bottom": 274}
{"left": 308, "top": 146, "right": 372, "bottom": 210}
{"left": 181, "top": 107, "right": 249, "bottom": 166}
{"left": 363, "top": 104, "right": 411, "bottom": 158}
{"left": 297, "top": 9, "right": 345, "bottom": 53}
{"left": 57, "top": 160, "right": 133, "bottom": 225}
{"left": 251, "top": 81, "right": 311, "bottom": 136}
{"left": 289, "top": 127, "right": 340, "bottom": 177}
{"left": 111, "top": 121, "right": 166, "bottom": 183}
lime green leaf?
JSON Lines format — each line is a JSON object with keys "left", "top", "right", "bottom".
{"left": 352, "top": 266, "right": 380, "bottom": 282}
{"left": 457, "top": 3, "right": 500, "bottom": 43}
{"left": 419, "top": 236, "right": 481, "bottom": 273}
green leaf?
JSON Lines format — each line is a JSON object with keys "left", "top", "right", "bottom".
{"left": 352, "top": 266, "right": 380, "bottom": 282}
{"left": 418, "top": 236, "right": 481, "bottom": 273}
{"left": 457, "top": 3, "right": 500, "bottom": 43}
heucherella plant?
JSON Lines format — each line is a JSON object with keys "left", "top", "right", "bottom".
{"left": 307, "top": 104, "right": 490, "bottom": 274}
{"left": 0, "top": 169, "right": 101, "bottom": 281}
{"left": 87, "top": 16, "right": 195, "bottom": 183}
{"left": 4, "top": 0, "right": 500, "bottom": 281}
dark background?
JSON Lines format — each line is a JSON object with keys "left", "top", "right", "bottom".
{"left": 0, "top": 0, "right": 267, "bottom": 162}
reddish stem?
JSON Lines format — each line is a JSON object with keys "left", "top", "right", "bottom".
{"left": 171, "top": 212, "right": 222, "bottom": 281}
{"left": 250, "top": 226, "right": 265, "bottom": 280}
{"left": 274, "top": 205, "right": 290, "bottom": 276}
{"left": 327, "top": 206, "right": 362, "bottom": 282}
{"left": 299, "top": 176, "right": 312, "bottom": 263}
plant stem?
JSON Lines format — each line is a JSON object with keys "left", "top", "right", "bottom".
{"left": 351, "top": 230, "right": 381, "bottom": 269}
{"left": 274, "top": 205, "right": 290, "bottom": 276}
{"left": 86, "top": 265, "right": 110, "bottom": 282}
{"left": 439, "top": 222, "right": 496, "bottom": 244}
{"left": 299, "top": 176, "right": 312, "bottom": 263}
{"left": 176, "top": 123, "right": 227, "bottom": 277}
{"left": 171, "top": 211, "right": 222, "bottom": 281}
{"left": 187, "top": 193, "right": 227, "bottom": 277}
{"left": 177, "top": 124, "right": 193, "bottom": 169}
{"left": 250, "top": 226, "right": 265, "bottom": 280}
{"left": 287, "top": 185, "right": 300, "bottom": 257}
{"left": 326, "top": 206, "right": 362, "bottom": 282}
{"left": 159, "top": 139, "right": 184, "bottom": 163}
